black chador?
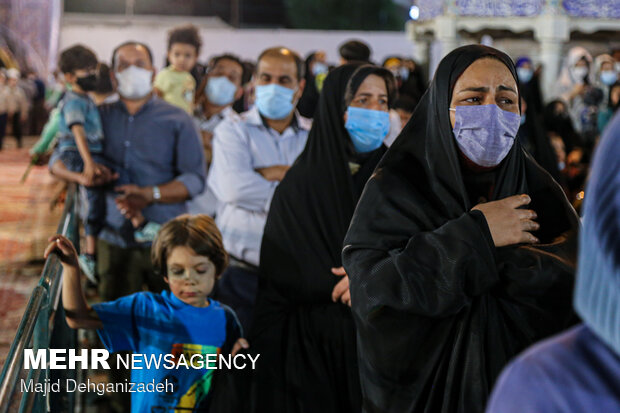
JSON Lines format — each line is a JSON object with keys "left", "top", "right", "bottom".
{"left": 343, "top": 45, "right": 579, "bottom": 413}
{"left": 250, "top": 64, "right": 387, "bottom": 413}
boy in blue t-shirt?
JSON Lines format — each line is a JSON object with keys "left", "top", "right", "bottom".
{"left": 45, "top": 214, "right": 248, "bottom": 412}
{"left": 48, "top": 45, "right": 109, "bottom": 282}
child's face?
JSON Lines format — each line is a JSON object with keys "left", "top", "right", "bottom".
{"left": 168, "top": 43, "right": 198, "bottom": 73}
{"left": 164, "top": 246, "right": 216, "bottom": 307}
{"left": 64, "top": 68, "right": 97, "bottom": 92}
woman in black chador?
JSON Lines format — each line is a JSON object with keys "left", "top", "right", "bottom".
{"left": 250, "top": 64, "right": 396, "bottom": 412}
{"left": 342, "top": 45, "right": 579, "bottom": 413}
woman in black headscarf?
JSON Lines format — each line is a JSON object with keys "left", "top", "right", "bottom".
{"left": 342, "top": 45, "right": 579, "bottom": 413}
{"left": 250, "top": 64, "right": 396, "bottom": 412}
{"left": 297, "top": 51, "right": 329, "bottom": 118}
{"left": 516, "top": 97, "right": 563, "bottom": 184}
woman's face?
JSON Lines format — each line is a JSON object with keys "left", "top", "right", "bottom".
{"left": 343, "top": 74, "right": 389, "bottom": 124}
{"left": 554, "top": 101, "right": 567, "bottom": 116}
{"left": 314, "top": 51, "right": 327, "bottom": 64}
{"left": 449, "top": 58, "right": 519, "bottom": 128}
{"left": 601, "top": 61, "right": 614, "bottom": 72}
{"left": 574, "top": 59, "right": 588, "bottom": 69}
{"left": 344, "top": 74, "right": 389, "bottom": 124}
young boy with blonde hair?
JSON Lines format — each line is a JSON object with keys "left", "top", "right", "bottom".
{"left": 46, "top": 214, "right": 248, "bottom": 412}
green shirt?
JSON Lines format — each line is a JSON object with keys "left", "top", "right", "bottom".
{"left": 154, "top": 66, "right": 195, "bottom": 114}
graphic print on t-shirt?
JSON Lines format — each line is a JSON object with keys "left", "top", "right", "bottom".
{"left": 172, "top": 343, "right": 220, "bottom": 410}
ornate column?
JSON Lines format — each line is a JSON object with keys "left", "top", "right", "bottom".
{"left": 406, "top": 20, "right": 430, "bottom": 66}
{"left": 435, "top": 0, "right": 459, "bottom": 58}
{"left": 535, "top": 0, "right": 569, "bottom": 100}
{"left": 435, "top": 14, "right": 459, "bottom": 58}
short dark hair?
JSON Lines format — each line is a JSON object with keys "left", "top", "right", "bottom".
{"left": 111, "top": 41, "right": 154, "bottom": 69}
{"left": 344, "top": 65, "right": 397, "bottom": 109}
{"left": 59, "top": 45, "right": 98, "bottom": 74}
{"left": 339, "top": 40, "right": 371, "bottom": 63}
{"left": 211, "top": 53, "right": 245, "bottom": 84}
{"left": 152, "top": 214, "right": 228, "bottom": 278}
{"left": 94, "top": 63, "right": 114, "bottom": 94}
{"left": 257, "top": 47, "right": 304, "bottom": 81}
{"left": 168, "top": 24, "right": 202, "bottom": 54}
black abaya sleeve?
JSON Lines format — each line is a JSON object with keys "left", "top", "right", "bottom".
{"left": 346, "top": 176, "right": 498, "bottom": 317}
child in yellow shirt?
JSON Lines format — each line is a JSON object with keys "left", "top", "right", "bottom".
{"left": 154, "top": 25, "right": 201, "bottom": 114}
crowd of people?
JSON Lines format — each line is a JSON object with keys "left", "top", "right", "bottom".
{"left": 0, "top": 66, "right": 47, "bottom": 150}
{"left": 16, "top": 23, "right": 620, "bottom": 413}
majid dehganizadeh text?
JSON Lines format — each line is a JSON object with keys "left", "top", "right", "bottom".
{"left": 21, "top": 348, "right": 260, "bottom": 396}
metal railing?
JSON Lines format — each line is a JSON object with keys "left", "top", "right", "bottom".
{"left": 0, "top": 184, "right": 80, "bottom": 413}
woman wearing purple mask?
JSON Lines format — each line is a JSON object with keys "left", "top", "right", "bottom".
{"left": 343, "top": 45, "right": 579, "bottom": 413}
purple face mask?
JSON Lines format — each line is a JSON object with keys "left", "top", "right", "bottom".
{"left": 450, "top": 104, "right": 521, "bottom": 167}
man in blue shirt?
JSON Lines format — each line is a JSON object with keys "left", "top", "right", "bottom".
{"left": 95, "top": 41, "right": 205, "bottom": 302}
{"left": 207, "top": 47, "right": 310, "bottom": 331}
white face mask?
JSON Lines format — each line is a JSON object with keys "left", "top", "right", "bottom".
{"left": 115, "top": 65, "right": 153, "bottom": 99}
{"left": 571, "top": 66, "right": 589, "bottom": 84}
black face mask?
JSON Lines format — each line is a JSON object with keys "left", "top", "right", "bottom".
{"left": 76, "top": 74, "right": 97, "bottom": 92}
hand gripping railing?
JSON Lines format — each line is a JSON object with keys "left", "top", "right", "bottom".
{"left": 0, "top": 184, "right": 80, "bottom": 413}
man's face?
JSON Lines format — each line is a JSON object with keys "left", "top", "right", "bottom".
{"left": 255, "top": 55, "right": 304, "bottom": 102}
{"left": 112, "top": 44, "right": 154, "bottom": 86}
{"left": 210, "top": 58, "right": 243, "bottom": 90}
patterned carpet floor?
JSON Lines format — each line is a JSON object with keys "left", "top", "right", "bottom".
{"left": 0, "top": 136, "right": 64, "bottom": 371}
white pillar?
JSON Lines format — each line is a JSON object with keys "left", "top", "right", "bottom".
{"left": 406, "top": 20, "right": 430, "bottom": 65}
{"left": 535, "top": 4, "right": 569, "bottom": 100}
{"left": 435, "top": 15, "right": 459, "bottom": 58}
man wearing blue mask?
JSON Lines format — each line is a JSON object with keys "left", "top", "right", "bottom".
{"left": 207, "top": 46, "right": 310, "bottom": 332}
{"left": 188, "top": 54, "right": 245, "bottom": 217}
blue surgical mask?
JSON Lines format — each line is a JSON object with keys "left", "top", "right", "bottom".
{"left": 312, "top": 62, "right": 328, "bottom": 76}
{"left": 255, "top": 84, "right": 296, "bottom": 120}
{"left": 517, "top": 67, "right": 533, "bottom": 84}
{"left": 399, "top": 67, "right": 410, "bottom": 81}
{"left": 600, "top": 70, "right": 618, "bottom": 86}
{"left": 520, "top": 113, "right": 527, "bottom": 125}
{"left": 206, "top": 76, "right": 237, "bottom": 106}
{"left": 345, "top": 106, "right": 390, "bottom": 153}
{"left": 450, "top": 104, "right": 521, "bottom": 167}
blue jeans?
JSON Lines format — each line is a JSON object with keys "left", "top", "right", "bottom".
{"left": 50, "top": 149, "right": 127, "bottom": 237}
